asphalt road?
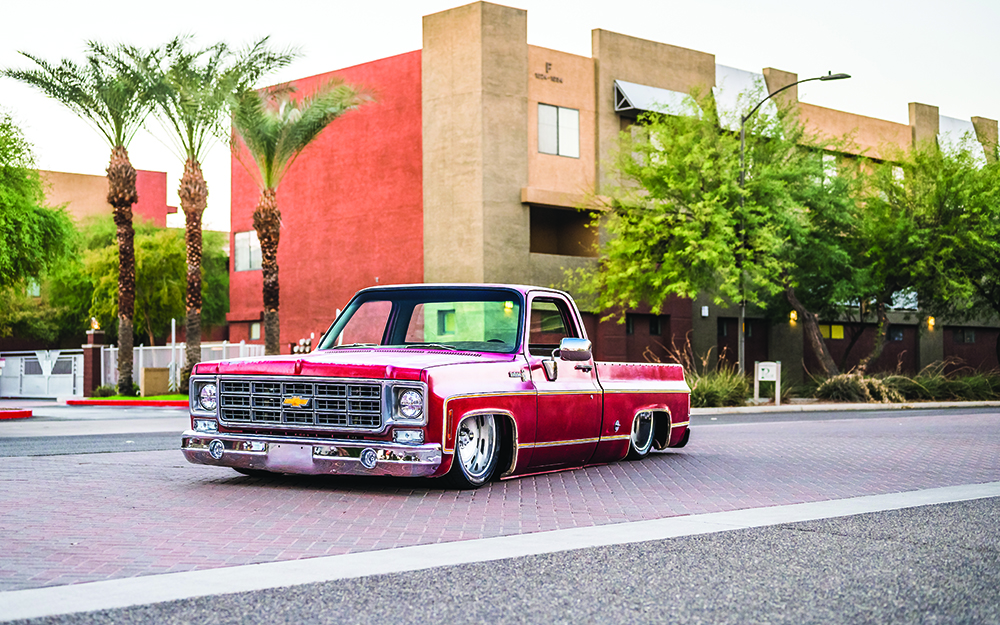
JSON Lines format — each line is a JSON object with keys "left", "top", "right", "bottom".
{"left": 10, "top": 497, "right": 998, "bottom": 625}
{"left": 0, "top": 432, "right": 180, "bottom": 457}
{"left": 2, "top": 404, "right": 997, "bottom": 624}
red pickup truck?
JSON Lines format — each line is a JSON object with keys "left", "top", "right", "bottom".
{"left": 183, "top": 284, "right": 690, "bottom": 488}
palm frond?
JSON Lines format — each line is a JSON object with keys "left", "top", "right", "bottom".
{"left": 230, "top": 78, "right": 374, "bottom": 190}
{"left": 3, "top": 43, "right": 158, "bottom": 149}
{"left": 138, "top": 36, "right": 297, "bottom": 164}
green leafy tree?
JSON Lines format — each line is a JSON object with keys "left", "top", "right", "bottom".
{"left": 866, "top": 136, "right": 1000, "bottom": 364}
{"left": 0, "top": 110, "right": 73, "bottom": 289}
{"left": 573, "top": 90, "right": 861, "bottom": 377}
{"left": 141, "top": 37, "right": 293, "bottom": 387}
{"left": 230, "top": 79, "right": 372, "bottom": 354}
{"left": 83, "top": 218, "right": 229, "bottom": 347}
{"left": 4, "top": 43, "right": 159, "bottom": 393}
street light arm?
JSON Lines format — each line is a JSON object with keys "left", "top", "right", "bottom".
{"left": 741, "top": 73, "right": 851, "bottom": 124}
{"left": 735, "top": 71, "right": 849, "bottom": 375}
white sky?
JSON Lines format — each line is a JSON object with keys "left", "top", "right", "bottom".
{"left": 2, "top": 0, "right": 997, "bottom": 232}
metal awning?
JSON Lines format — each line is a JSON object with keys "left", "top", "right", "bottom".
{"left": 613, "top": 80, "right": 700, "bottom": 117}
{"left": 938, "top": 115, "right": 985, "bottom": 165}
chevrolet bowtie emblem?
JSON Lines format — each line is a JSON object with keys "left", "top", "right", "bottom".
{"left": 283, "top": 396, "right": 310, "bottom": 408}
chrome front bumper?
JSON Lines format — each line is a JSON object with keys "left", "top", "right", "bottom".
{"left": 181, "top": 431, "right": 443, "bottom": 477}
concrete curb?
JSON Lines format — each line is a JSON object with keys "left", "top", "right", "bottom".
{"left": 0, "top": 409, "right": 32, "bottom": 420}
{"left": 66, "top": 399, "right": 188, "bottom": 408}
{"left": 692, "top": 400, "right": 1000, "bottom": 416}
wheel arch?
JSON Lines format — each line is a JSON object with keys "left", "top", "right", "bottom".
{"left": 449, "top": 408, "right": 519, "bottom": 480}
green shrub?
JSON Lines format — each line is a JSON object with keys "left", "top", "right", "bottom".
{"left": 92, "top": 385, "right": 116, "bottom": 397}
{"left": 689, "top": 366, "right": 749, "bottom": 408}
{"left": 883, "top": 362, "right": 1000, "bottom": 401}
{"left": 815, "top": 374, "right": 903, "bottom": 403}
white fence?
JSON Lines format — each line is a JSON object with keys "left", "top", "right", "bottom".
{"left": 101, "top": 341, "right": 265, "bottom": 390}
{"left": 0, "top": 350, "right": 84, "bottom": 398}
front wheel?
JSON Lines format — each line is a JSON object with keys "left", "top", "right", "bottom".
{"left": 446, "top": 413, "right": 499, "bottom": 488}
{"left": 626, "top": 411, "right": 655, "bottom": 460}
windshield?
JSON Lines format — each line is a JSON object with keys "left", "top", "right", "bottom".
{"left": 317, "top": 288, "right": 524, "bottom": 354}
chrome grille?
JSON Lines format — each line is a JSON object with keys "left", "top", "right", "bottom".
{"left": 217, "top": 377, "right": 383, "bottom": 430}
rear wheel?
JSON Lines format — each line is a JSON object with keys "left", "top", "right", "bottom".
{"left": 446, "top": 413, "right": 499, "bottom": 488}
{"left": 626, "top": 411, "right": 655, "bottom": 460}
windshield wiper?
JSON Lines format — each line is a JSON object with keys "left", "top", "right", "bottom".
{"left": 331, "top": 343, "right": 379, "bottom": 349}
{"left": 402, "top": 343, "right": 460, "bottom": 351}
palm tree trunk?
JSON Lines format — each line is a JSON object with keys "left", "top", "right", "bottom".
{"left": 179, "top": 158, "right": 208, "bottom": 391}
{"left": 253, "top": 188, "right": 281, "bottom": 355}
{"left": 107, "top": 145, "right": 139, "bottom": 395}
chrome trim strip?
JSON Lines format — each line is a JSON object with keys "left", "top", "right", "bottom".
{"left": 600, "top": 434, "right": 631, "bottom": 442}
{"left": 201, "top": 374, "right": 428, "bottom": 436}
{"left": 519, "top": 437, "right": 601, "bottom": 449}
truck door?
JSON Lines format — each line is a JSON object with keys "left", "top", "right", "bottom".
{"left": 525, "top": 295, "right": 602, "bottom": 469}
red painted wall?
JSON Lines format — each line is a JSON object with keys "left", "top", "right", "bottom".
{"left": 135, "top": 170, "right": 173, "bottom": 227}
{"left": 229, "top": 51, "right": 424, "bottom": 352}
{"left": 944, "top": 326, "right": 1000, "bottom": 371}
{"left": 803, "top": 323, "right": 919, "bottom": 375}
{"left": 582, "top": 296, "right": 693, "bottom": 364}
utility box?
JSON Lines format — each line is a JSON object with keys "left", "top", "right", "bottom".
{"left": 754, "top": 361, "right": 781, "bottom": 406}
{"left": 141, "top": 367, "right": 171, "bottom": 397}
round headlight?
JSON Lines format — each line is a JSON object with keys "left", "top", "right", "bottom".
{"left": 398, "top": 390, "right": 423, "bottom": 419}
{"left": 198, "top": 383, "right": 218, "bottom": 411}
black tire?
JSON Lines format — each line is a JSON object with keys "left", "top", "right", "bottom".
{"left": 233, "top": 467, "right": 274, "bottom": 478}
{"left": 445, "top": 413, "right": 499, "bottom": 489}
{"left": 626, "top": 411, "right": 655, "bottom": 460}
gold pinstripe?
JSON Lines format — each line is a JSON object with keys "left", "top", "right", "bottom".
{"left": 519, "top": 437, "right": 601, "bottom": 449}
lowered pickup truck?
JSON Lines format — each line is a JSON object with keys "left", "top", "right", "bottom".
{"left": 183, "top": 284, "right": 690, "bottom": 488}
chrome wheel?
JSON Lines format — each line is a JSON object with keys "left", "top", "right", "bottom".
{"left": 627, "top": 411, "right": 655, "bottom": 459}
{"left": 451, "top": 413, "right": 498, "bottom": 487}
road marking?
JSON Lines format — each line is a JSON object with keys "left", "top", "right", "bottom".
{"left": 1, "top": 481, "right": 998, "bottom": 622}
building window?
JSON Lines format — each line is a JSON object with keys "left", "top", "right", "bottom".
{"left": 819, "top": 324, "right": 844, "bottom": 340}
{"left": 437, "top": 309, "right": 456, "bottom": 335}
{"left": 625, "top": 315, "right": 634, "bottom": 335}
{"left": 529, "top": 206, "right": 597, "bottom": 257}
{"left": 234, "top": 231, "right": 262, "bottom": 272}
{"left": 890, "top": 327, "right": 904, "bottom": 342}
{"left": 955, "top": 328, "right": 976, "bottom": 344}
{"left": 250, "top": 322, "right": 261, "bottom": 340}
{"left": 650, "top": 316, "right": 662, "bottom": 336}
{"left": 538, "top": 103, "right": 579, "bottom": 158}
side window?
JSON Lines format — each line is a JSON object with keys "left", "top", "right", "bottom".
{"left": 528, "top": 298, "right": 578, "bottom": 356}
{"left": 233, "top": 231, "right": 262, "bottom": 271}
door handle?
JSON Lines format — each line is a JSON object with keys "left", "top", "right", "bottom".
{"left": 575, "top": 364, "right": 593, "bottom": 372}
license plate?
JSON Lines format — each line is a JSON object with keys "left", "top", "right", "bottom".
{"left": 268, "top": 443, "right": 313, "bottom": 472}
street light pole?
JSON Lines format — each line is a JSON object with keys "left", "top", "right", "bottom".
{"left": 736, "top": 72, "right": 850, "bottom": 375}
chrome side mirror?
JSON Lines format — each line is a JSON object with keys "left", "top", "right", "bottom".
{"left": 557, "top": 337, "right": 592, "bottom": 362}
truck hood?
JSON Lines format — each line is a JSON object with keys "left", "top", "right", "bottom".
{"left": 194, "top": 348, "right": 520, "bottom": 381}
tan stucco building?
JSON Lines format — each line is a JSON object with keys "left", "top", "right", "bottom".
{"left": 229, "top": 1, "right": 1000, "bottom": 375}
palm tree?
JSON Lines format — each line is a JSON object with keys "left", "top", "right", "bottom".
{"left": 230, "top": 80, "right": 372, "bottom": 355}
{"left": 4, "top": 42, "right": 157, "bottom": 394}
{"left": 142, "top": 37, "right": 294, "bottom": 389}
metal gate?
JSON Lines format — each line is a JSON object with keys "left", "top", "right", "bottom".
{"left": 0, "top": 350, "right": 84, "bottom": 399}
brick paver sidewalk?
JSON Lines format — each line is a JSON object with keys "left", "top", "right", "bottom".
{"left": 1, "top": 412, "right": 997, "bottom": 591}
